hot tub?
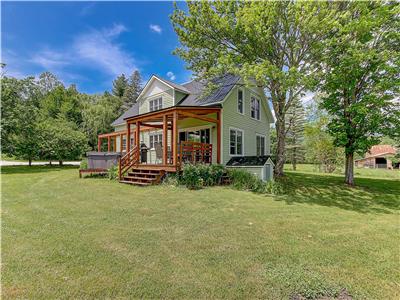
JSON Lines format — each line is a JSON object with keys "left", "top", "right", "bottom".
{"left": 86, "top": 152, "right": 122, "bottom": 170}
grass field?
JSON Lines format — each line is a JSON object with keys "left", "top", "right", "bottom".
{"left": 2, "top": 166, "right": 399, "bottom": 299}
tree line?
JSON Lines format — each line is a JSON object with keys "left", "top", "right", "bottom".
{"left": 171, "top": 0, "right": 400, "bottom": 185}
{"left": 1, "top": 70, "right": 142, "bottom": 165}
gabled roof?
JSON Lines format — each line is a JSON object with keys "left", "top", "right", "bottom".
{"left": 366, "top": 145, "right": 396, "bottom": 157}
{"left": 111, "top": 102, "right": 139, "bottom": 126}
{"left": 111, "top": 74, "right": 262, "bottom": 126}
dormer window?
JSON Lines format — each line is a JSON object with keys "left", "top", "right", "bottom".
{"left": 149, "top": 97, "right": 162, "bottom": 112}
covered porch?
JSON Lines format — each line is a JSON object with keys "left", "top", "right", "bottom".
{"left": 119, "top": 106, "right": 221, "bottom": 176}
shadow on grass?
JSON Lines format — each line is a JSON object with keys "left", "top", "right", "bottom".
{"left": 1, "top": 165, "right": 78, "bottom": 175}
{"left": 278, "top": 172, "right": 400, "bottom": 214}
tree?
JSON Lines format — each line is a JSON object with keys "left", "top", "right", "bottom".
{"left": 1, "top": 76, "right": 41, "bottom": 156}
{"left": 122, "top": 70, "right": 143, "bottom": 111}
{"left": 171, "top": 1, "right": 336, "bottom": 177}
{"left": 39, "top": 118, "right": 88, "bottom": 165}
{"left": 13, "top": 104, "right": 41, "bottom": 166}
{"left": 304, "top": 116, "right": 343, "bottom": 173}
{"left": 319, "top": 2, "right": 400, "bottom": 185}
{"left": 40, "top": 85, "right": 83, "bottom": 125}
{"left": 37, "top": 71, "right": 62, "bottom": 95}
{"left": 112, "top": 74, "right": 128, "bottom": 98}
{"left": 285, "top": 97, "right": 306, "bottom": 170}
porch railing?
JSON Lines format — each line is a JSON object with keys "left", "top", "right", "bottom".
{"left": 179, "top": 141, "right": 212, "bottom": 166}
{"left": 119, "top": 145, "right": 140, "bottom": 179}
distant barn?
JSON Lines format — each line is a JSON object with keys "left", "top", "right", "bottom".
{"left": 355, "top": 145, "right": 398, "bottom": 169}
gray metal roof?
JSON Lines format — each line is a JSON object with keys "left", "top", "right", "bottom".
{"left": 111, "top": 102, "right": 139, "bottom": 126}
{"left": 111, "top": 74, "right": 240, "bottom": 126}
{"left": 179, "top": 74, "right": 240, "bottom": 106}
{"left": 226, "top": 156, "right": 273, "bottom": 167}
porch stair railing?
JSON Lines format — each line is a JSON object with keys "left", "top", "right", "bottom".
{"left": 119, "top": 145, "right": 140, "bottom": 180}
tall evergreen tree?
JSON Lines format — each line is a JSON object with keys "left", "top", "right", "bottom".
{"left": 122, "top": 70, "right": 143, "bottom": 111}
{"left": 285, "top": 98, "right": 306, "bottom": 170}
{"left": 112, "top": 74, "right": 128, "bottom": 98}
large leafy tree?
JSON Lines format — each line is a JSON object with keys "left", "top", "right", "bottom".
{"left": 122, "top": 70, "right": 143, "bottom": 112}
{"left": 38, "top": 118, "right": 88, "bottom": 165}
{"left": 40, "top": 85, "right": 83, "bottom": 125}
{"left": 81, "top": 92, "right": 122, "bottom": 149}
{"left": 171, "top": 0, "right": 335, "bottom": 176}
{"left": 319, "top": 1, "right": 400, "bottom": 185}
{"left": 37, "top": 71, "right": 62, "bottom": 95}
{"left": 1, "top": 76, "right": 41, "bottom": 157}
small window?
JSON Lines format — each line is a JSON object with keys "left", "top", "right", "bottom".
{"left": 230, "top": 128, "right": 243, "bottom": 156}
{"left": 256, "top": 135, "right": 265, "bottom": 156}
{"left": 122, "top": 137, "right": 126, "bottom": 151}
{"left": 149, "top": 97, "right": 162, "bottom": 112}
{"left": 237, "top": 89, "right": 244, "bottom": 114}
{"left": 149, "top": 133, "right": 163, "bottom": 149}
{"left": 251, "top": 96, "right": 260, "bottom": 120}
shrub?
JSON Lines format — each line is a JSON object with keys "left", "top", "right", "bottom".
{"left": 162, "top": 173, "right": 179, "bottom": 186}
{"left": 227, "top": 168, "right": 285, "bottom": 195}
{"left": 108, "top": 165, "right": 118, "bottom": 180}
{"left": 179, "top": 163, "right": 226, "bottom": 189}
{"left": 80, "top": 158, "right": 88, "bottom": 170}
{"left": 228, "top": 169, "right": 263, "bottom": 192}
{"left": 265, "top": 180, "right": 285, "bottom": 195}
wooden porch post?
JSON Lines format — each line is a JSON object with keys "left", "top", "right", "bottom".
{"left": 163, "top": 115, "right": 168, "bottom": 165}
{"left": 107, "top": 136, "right": 111, "bottom": 152}
{"left": 98, "top": 137, "right": 101, "bottom": 152}
{"left": 136, "top": 121, "right": 141, "bottom": 147}
{"left": 172, "top": 111, "right": 178, "bottom": 166}
{"left": 217, "top": 110, "right": 221, "bottom": 164}
{"left": 127, "top": 122, "right": 131, "bottom": 152}
{"left": 120, "top": 133, "right": 123, "bottom": 152}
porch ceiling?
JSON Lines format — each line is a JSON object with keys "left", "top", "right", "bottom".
{"left": 124, "top": 105, "right": 221, "bottom": 124}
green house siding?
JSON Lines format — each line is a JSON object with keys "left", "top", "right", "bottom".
{"left": 138, "top": 89, "right": 174, "bottom": 115}
{"left": 221, "top": 86, "right": 271, "bottom": 164}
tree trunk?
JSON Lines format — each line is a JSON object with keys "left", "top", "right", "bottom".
{"left": 49, "top": 160, "right": 52, "bottom": 166}
{"left": 292, "top": 148, "right": 297, "bottom": 171}
{"left": 59, "top": 160, "right": 63, "bottom": 166}
{"left": 28, "top": 158, "right": 32, "bottom": 166}
{"left": 345, "top": 152, "right": 354, "bottom": 186}
{"left": 274, "top": 117, "right": 286, "bottom": 177}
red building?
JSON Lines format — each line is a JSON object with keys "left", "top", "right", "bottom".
{"left": 355, "top": 145, "right": 398, "bottom": 169}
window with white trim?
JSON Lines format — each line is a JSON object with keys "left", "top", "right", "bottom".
{"left": 149, "top": 97, "right": 162, "bottom": 112}
{"left": 237, "top": 89, "right": 244, "bottom": 114}
{"left": 251, "top": 96, "right": 260, "bottom": 120}
{"left": 230, "top": 128, "right": 243, "bottom": 155}
{"left": 149, "top": 133, "right": 163, "bottom": 149}
{"left": 256, "top": 135, "right": 265, "bottom": 156}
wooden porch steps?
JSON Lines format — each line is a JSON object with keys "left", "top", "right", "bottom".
{"left": 119, "top": 168, "right": 165, "bottom": 186}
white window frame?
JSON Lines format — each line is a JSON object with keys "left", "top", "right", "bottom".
{"left": 250, "top": 96, "right": 261, "bottom": 121}
{"left": 237, "top": 88, "right": 244, "bottom": 115}
{"left": 256, "top": 134, "right": 266, "bottom": 156}
{"left": 149, "top": 97, "right": 163, "bottom": 112}
{"left": 149, "top": 132, "right": 163, "bottom": 149}
{"left": 229, "top": 127, "right": 244, "bottom": 156}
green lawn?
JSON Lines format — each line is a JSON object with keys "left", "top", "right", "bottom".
{"left": 2, "top": 166, "right": 399, "bottom": 299}
{"left": 285, "top": 163, "right": 400, "bottom": 180}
